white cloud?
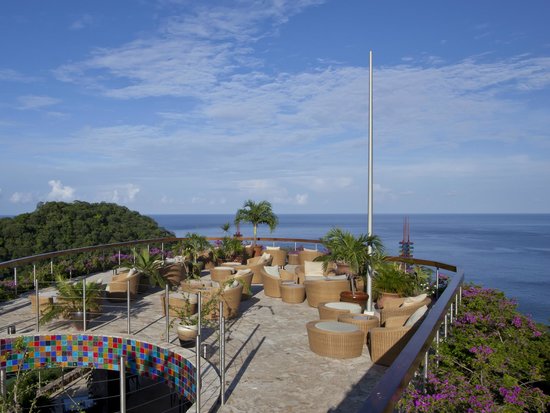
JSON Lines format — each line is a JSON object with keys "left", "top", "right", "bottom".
{"left": 295, "top": 193, "right": 308, "bottom": 205}
{"left": 47, "top": 180, "right": 75, "bottom": 201}
{"left": 17, "top": 95, "right": 60, "bottom": 110}
{"left": 70, "top": 14, "right": 93, "bottom": 30}
{"left": 10, "top": 192, "right": 33, "bottom": 204}
{"left": 110, "top": 184, "right": 140, "bottom": 203}
{"left": 0, "top": 68, "right": 37, "bottom": 83}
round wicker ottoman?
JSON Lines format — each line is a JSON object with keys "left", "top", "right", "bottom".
{"left": 337, "top": 314, "right": 379, "bottom": 343}
{"left": 280, "top": 283, "right": 306, "bottom": 303}
{"left": 318, "top": 301, "right": 362, "bottom": 320}
{"left": 306, "top": 321, "right": 365, "bottom": 359}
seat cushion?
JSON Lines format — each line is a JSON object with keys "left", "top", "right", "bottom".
{"left": 304, "top": 261, "right": 324, "bottom": 276}
{"left": 326, "top": 275, "right": 348, "bottom": 281}
{"left": 325, "top": 302, "right": 362, "bottom": 313}
{"left": 315, "top": 321, "right": 359, "bottom": 333}
{"left": 404, "top": 305, "right": 428, "bottom": 327}
{"left": 401, "top": 293, "right": 428, "bottom": 307}
{"left": 264, "top": 266, "right": 280, "bottom": 277}
{"left": 266, "top": 246, "right": 280, "bottom": 250}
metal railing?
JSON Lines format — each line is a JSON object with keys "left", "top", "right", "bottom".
{"left": 360, "top": 265, "right": 464, "bottom": 413}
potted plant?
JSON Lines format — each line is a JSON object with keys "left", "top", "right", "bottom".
{"left": 372, "top": 262, "right": 415, "bottom": 307}
{"left": 131, "top": 247, "right": 165, "bottom": 291}
{"left": 40, "top": 275, "right": 104, "bottom": 329}
{"left": 179, "top": 232, "right": 212, "bottom": 279}
{"left": 316, "top": 228, "right": 385, "bottom": 310}
{"left": 235, "top": 200, "right": 279, "bottom": 256}
{"left": 218, "top": 236, "right": 245, "bottom": 263}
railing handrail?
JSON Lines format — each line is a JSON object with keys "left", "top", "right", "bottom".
{"left": 0, "top": 236, "right": 458, "bottom": 274}
{"left": 359, "top": 269, "right": 465, "bottom": 413}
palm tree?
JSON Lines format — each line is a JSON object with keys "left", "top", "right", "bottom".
{"left": 316, "top": 227, "right": 384, "bottom": 279}
{"left": 234, "top": 200, "right": 279, "bottom": 246}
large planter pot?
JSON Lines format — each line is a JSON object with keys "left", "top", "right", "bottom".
{"left": 177, "top": 324, "right": 198, "bottom": 347}
{"left": 377, "top": 292, "right": 401, "bottom": 309}
{"left": 340, "top": 291, "right": 369, "bottom": 312}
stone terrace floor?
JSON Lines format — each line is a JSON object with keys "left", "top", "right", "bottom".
{"left": 0, "top": 270, "right": 386, "bottom": 412}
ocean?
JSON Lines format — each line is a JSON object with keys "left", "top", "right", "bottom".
{"left": 149, "top": 213, "right": 550, "bottom": 324}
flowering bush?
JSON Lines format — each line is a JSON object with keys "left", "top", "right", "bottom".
{"left": 400, "top": 284, "right": 550, "bottom": 412}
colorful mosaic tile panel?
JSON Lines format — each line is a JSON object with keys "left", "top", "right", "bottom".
{"left": 0, "top": 335, "right": 196, "bottom": 402}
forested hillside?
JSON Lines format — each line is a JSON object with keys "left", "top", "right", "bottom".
{"left": 0, "top": 201, "right": 174, "bottom": 261}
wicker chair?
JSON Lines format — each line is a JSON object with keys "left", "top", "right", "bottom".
{"left": 304, "top": 279, "right": 351, "bottom": 308}
{"left": 160, "top": 292, "right": 197, "bottom": 317}
{"left": 159, "top": 263, "right": 187, "bottom": 288}
{"left": 306, "top": 321, "right": 365, "bottom": 359}
{"left": 106, "top": 271, "right": 141, "bottom": 300}
{"left": 210, "top": 266, "right": 236, "bottom": 284}
{"left": 317, "top": 302, "right": 362, "bottom": 320}
{"left": 368, "top": 305, "right": 428, "bottom": 366}
{"left": 260, "top": 267, "right": 283, "bottom": 298}
{"left": 235, "top": 255, "right": 273, "bottom": 284}
{"left": 298, "top": 249, "right": 323, "bottom": 266}
{"left": 181, "top": 280, "right": 243, "bottom": 320}
{"left": 378, "top": 296, "right": 432, "bottom": 325}
{"left": 234, "top": 269, "right": 253, "bottom": 300}
{"left": 265, "top": 248, "right": 287, "bottom": 267}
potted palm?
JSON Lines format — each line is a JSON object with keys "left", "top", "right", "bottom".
{"left": 132, "top": 247, "right": 165, "bottom": 291}
{"left": 235, "top": 200, "right": 278, "bottom": 256}
{"left": 40, "top": 275, "right": 104, "bottom": 329}
{"left": 316, "top": 228, "right": 384, "bottom": 310}
{"left": 179, "top": 232, "right": 212, "bottom": 279}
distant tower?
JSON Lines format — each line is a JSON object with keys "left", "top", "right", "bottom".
{"left": 399, "top": 217, "right": 414, "bottom": 269}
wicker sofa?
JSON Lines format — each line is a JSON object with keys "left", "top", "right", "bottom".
{"left": 235, "top": 254, "right": 273, "bottom": 284}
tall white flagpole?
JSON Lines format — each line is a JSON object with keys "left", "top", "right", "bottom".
{"left": 367, "top": 50, "right": 374, "bottom": 311}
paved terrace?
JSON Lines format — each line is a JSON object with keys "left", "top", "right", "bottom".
{"left": 0, "top": 270, "right": 386, "bottom": 412}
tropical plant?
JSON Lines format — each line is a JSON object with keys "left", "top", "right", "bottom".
{"left": 180, "top": 232, "right": 212, "bottom": 278}
{"left": 234, "top": 200, "right": 278, "bottom": 246}
{"left": 220, "top": 222, "right": 231, "bottom": 234}
{"left": 372, "top": 262, "right": 415, "bottom": 298}
{"left": 316, "top": 228, "right": 385, "bottom": 288}
{"left": 40, "top": 275, "right": 104, "bottom": 325}
{"left": 218, "top": 236, "right": 244, "bottom": 262}
{"left": 131, "top": 247, "right": 165, "bottom": 288}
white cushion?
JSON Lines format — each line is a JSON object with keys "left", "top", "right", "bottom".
{"left": 284, "top": 264, "right": 298, "bottom": 273}
{"left": 264, "top": 266, "right": 280, "bottom": 277}
{"left": 236, "top": 269, "right": 252, "bottom": 276}
{"left": 261, "top": 252, "right": 271, "bottom": 261}
{"left": 326, "top": 275, "right": 348, "bottom": 281}
{"left": 215, "top": 266, "right": 235, "bottom": 271}
{"left": 222, "top": 262, "right": 240, "bottom": 267}
{"left": 128, "top": 268, "right": 136, "bottom": 277}
{"left": 304, "top": 261, "right": 324, "bottom": 276}
{"left": 315, "top": 321, "right": 358, "bottom": 333}
{"left": 325, "top": 302, "right": 362, "bottom": 313}
{"left": 266, "top": 246, "right": 280, "bottom": 250}
{"left": 224, "top": 280, "right": 240, "bottom": 291}
{"left": 303, "top": 248, "right": 317, "bottom": 252}
{"left": 305, "top": 275, "right": 325, "bottom": 282}
{"left": 404, "top": 305, "right": 428, "bottom": 327}
{"left": 401, "top": 293, "right": 428, "bottom": 307}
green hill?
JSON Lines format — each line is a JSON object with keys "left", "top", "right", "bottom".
{"left": 0, "top": 201, "right": 174, "bottom": 262}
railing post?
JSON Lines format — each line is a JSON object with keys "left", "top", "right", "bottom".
{"left": 219, "top": 301, "right": 225, "bottom": 406}
{"left": 118, "top": 250, "right": 121, "bottom": 266}
{"left": 50, "top": 259, "right": 54, "bottom": 275}
{"left": 161, "top": 242, "right": 165, "bottom": 264}
{"left": 444, "top": 313, "right": 448, "bottom": 339}
{"left": 120, "top": 355, "right": 126, "bottom": 413}
{"left": 83, "top": 280, "right": 87, "bottom": 331}
{"left": 195, "top": 334, "right": 201, "bottom": 413}
{"left": 14, "top": 267, "right": 17, "bottom": 297}
{"left": 127, "top": 279, "right": 131, "bottom": 334}
{"left": 455, "top": 294, "right": 459, "bottom": 316}
{"left": 34, "top": 265, "right": 40, "bottom": 332}
{"left": 165, "top": 284, "right": 170, "bottom": 343}
{"left": 459, "top": 285, "right": 463, "bottom": 305}
{"left": 450, "top": 303, "right": 454, "bottom": 324}
{"left": 197, "top": 291, "right": 202, "bottom": 336}
{"left": 423, "top": 350, "right": 429, "bottom": 383}
{"left": 0, "top": 369, "right": 6, "bottom": 397}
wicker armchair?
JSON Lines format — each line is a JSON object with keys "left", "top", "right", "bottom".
{"left": 234, "top": 269, "right": 253, "bottom": 300}
{"left": 265, "top": 248, "right": 287, "bottom": 267}
{"left": 378, "top": 296, "right": 432, "bottom": 325}
{"left": 306, "top": 321, "right": 365, "bottom": 359}
{"left": 260, "top": 267, "right": 283, "bottom": 298}
{"left": 106, "top": 271, "right": 141, "bottom": 300}
{"left": 160, "top": 292, "right": 197, "bottom": 317}
{"left": 159, "top": 263, "right": 187, "bottom": 288}
{"left": 235, "top": 254, "right": 273, "bottom": 284}
{"left": 180, "top": 280, "right": 243, "bottom": 320}
{"left": 368, "top": 305, "right": 428, "bottom": 366}
{"left": 210, "top": 266, "right": 236, "bottom": 284}
{"left": 304, "top": 279, "right": 351, "bottom": 308}
{"left": 298, "top": 249, "right": 323, "bottom": 266}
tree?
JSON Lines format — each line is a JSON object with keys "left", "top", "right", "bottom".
{"left": 234, "top": 200, "right": 278, "bottom": 246}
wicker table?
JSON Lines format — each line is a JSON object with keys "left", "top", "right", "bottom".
{"left": 337, "top": 314, "right": 379, "bottom": 343}
{"left": 317, "top": 301, "right": 362, "bottom": 320}
{"left": 280, "top": 283, "right": 306, "bottom": 304}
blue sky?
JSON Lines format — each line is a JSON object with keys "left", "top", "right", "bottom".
{"left": 1, "top": 0, "right": 549, "bottom": 215}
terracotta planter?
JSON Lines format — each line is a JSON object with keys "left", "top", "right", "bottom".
{"left": 340, "top": 291, "right": 369, "bottom": 312}
{"left": 377, "top": 292, "right": 401, "bottom": 309}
